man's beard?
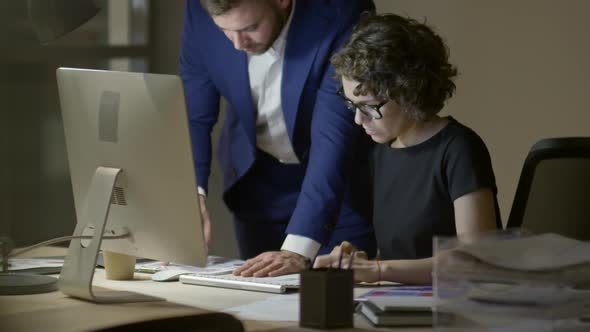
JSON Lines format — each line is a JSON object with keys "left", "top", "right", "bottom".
{"left": 244, "top": 5, "right": 288, "bottom": 55}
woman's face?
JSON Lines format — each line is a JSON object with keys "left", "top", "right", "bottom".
{"left": 341, "top": 78, "right": 414, "bottom": 144}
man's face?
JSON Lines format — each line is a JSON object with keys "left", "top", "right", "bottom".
{"left": 212, "top": 0, "right": 290, "bottom": 55}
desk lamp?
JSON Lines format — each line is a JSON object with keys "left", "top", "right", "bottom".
{"left": 0, "top": 0, "right": 102, "bottom": 295}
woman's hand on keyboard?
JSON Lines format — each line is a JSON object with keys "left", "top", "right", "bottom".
{"left": 233, "top": 250, "right": 308, "bottom": 278}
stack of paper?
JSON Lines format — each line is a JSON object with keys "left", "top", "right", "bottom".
{"left": 6, "top": 257, "right": 64, "bottom": 274}
{"left": 357, "top": 286, "right": 434, "bottom": 326}
{"left": 434, "top": 232, "right": 590, "bottom": 330}
{"left": 442, "top": 233, "right": 590, "bottom": 310}
{"left": 455, "top": 233, "right": 590, "bottom": 272}
{"left": 134, "top": 256, "right": 245, "bottom": 282}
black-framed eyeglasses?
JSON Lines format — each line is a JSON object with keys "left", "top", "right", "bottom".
{"left": 336, "top": 88, "right": 387, "bottom": 120}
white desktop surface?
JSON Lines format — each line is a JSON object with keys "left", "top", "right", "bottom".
{"left": 0, "top": 248, "right": 433, "bottom": 332}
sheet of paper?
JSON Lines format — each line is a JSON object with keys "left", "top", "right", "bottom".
{"left": 467, "top": 282, "right": 590, "bottom": 306}
{"left": 357, "top": 286, "right": 433, "bottom": 299}
{"left": 7, "top": 258, "right": 64, "bottom": 273}
{"left": 366, "top": 296, "right": 432, "bottom": 311}
{"left": 456, "top": 233, "right": 590, "bottom": 271}
{"left": 355, "top": 286, "right": 434, "bottom": 311}
{"left": 135, "top": 256, "right": 244, "bottom": 274}
{"left": 224, "top": 293, "right": 299, "bottom": 322}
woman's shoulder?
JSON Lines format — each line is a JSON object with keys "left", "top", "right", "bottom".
{"left": 441, "top": 117, "right": 490, "bottom": 152}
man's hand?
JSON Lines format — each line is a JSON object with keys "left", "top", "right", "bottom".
{"left": 198, "top": 194, "right": 212, "bottom": 249}
{"left": 233, "top": 250, "right": 309, "bottom": 277}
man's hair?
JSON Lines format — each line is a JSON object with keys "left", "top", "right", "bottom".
{"left": 331, "top": 13, "right": 458, "bottom": 121}
{"left": 199, "top": 0, "right": 243, "bottom": 16}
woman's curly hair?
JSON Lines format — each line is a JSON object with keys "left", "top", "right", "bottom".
{"left": 331, "top": 13, "right": 458, "bottom": 121}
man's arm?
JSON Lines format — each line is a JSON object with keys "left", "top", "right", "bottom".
{"left": 179, "top": 0, "right": 221, "bottom": 193}
{"left": 286, "top": 0, "right": 375, "bottom": 247}
{"left": 234, "top": 0, "right": 376, "bottom": 277}
{"left": 180, "top": 1, "right": 221, "bottom": 248}
{"left": 286, "top": 63, "right": 362, "bottom": 243}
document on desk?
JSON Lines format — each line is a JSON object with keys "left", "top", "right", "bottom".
{"left": 6, "top": 257, "right": 64, "bottom": 274}
{"left": 135, "top": 256, "right": 244, "bottom": 274}
{"left": 439, "top": 233, "right": 590, "bottom": 313}
{"left": 354, "top": 286, "right": 434, "bottom": 326}
{"left": 455, "top": 233, "right": 590, "bottom": 271}
{"left": 224, "top": 293, "right": 299, "bottom": 321}
{"left": 356, "top": 285, "right": 433, "bottom": 300}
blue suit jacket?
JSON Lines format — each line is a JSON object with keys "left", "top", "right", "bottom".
{"left": 179, "top": 0, "right": 375, "bottom": 245}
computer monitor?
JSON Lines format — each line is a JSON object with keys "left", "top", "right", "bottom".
{"left": 56, "top": 67, "right": 207, "bottom": 303}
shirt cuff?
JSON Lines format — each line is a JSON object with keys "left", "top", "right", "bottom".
{"left": 281, "top": 234, "right": 321, "bottom": 260}
{"left": 197, "top": 186, "right": 207, "bottom": 196}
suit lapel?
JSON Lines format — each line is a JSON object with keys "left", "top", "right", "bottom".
{"left": 282, "top": 0, "right": 329, "bottom": 142}
{"left": 225, "top": 50, "right": 256, "bottom": 147}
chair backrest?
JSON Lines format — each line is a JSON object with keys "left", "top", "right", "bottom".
{"left": 507, "top": 137, "right": 590, "bottom": 240}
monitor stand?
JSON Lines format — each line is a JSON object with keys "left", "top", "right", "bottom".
{"left": 58, "top": 166, "right": 163, "bottom": 303}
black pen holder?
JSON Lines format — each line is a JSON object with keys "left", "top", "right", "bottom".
{"left": 299, "top": 268, "right": 354, "bottom": 329}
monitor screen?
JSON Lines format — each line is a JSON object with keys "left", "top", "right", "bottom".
{"left": 56, "top": 67, "right": 207, "bottom": 268}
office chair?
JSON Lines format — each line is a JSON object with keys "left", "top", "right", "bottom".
{"left": 506, "top": 137, "right": 590, "bottom": 240}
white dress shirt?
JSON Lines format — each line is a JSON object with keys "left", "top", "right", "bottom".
{"left": 247, "top": 1, "right": 320, "bottom": 260}
{"left": 201, "top": 1, "right": 321, "bottom": 260}
{"left": 247, "top": 5, "right": 299, "bottom": 164}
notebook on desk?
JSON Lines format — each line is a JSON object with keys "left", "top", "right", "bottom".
{"left": 179, "top": 272, "right": 300, "bottom": 294}
{"left": 356, "top": 286, "right": 435, "bottom": 327}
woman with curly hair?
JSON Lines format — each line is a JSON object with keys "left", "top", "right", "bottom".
{"left": 314, "top": 13, "right": 501, "bottom": 284}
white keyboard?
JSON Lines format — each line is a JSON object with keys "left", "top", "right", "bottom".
{"left": 180, "top": 272, "right": 300, "bottom": 294}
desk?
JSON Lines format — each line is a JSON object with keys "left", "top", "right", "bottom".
{"left": 0, "top": 248, "right": 432, "bottom": 332}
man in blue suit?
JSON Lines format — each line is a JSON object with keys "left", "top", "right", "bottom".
{"left": 180, "top": 0, "right": 376, "bottom": 277}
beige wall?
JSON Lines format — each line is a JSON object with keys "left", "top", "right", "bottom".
{"left": 375, "top": 0, "right": 590, "bottom": 225}
{"left": 6, "top": 1, "right": 588, "bottom": 254}
{"left": 151, "top": 1, "right": 238, "bottom": 259}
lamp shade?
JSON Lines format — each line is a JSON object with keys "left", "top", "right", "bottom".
{"left": 27, "top": 0, "right": 101, "bottom": 44}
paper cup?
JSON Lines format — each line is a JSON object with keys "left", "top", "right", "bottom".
{"left": 103, "top": 251, "right": 136, "bottom": 280}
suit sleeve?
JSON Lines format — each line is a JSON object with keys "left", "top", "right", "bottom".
{"left": 286, "top": 0, "right": 375, "bottom": 244}
{"left": 179, "top": 0, "right": 221, "bottom": 193}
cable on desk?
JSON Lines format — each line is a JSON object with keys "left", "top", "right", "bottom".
{"left": 1, "top": 232, "right": 131, "bottom": 271}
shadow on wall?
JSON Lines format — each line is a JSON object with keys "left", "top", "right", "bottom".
{"left": 1, "top": 1, "right": 238, "bottom": 259}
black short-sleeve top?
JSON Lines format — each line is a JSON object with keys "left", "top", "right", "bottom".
{"left": 371, "top": 117, "right": 501, "bottom": 260}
